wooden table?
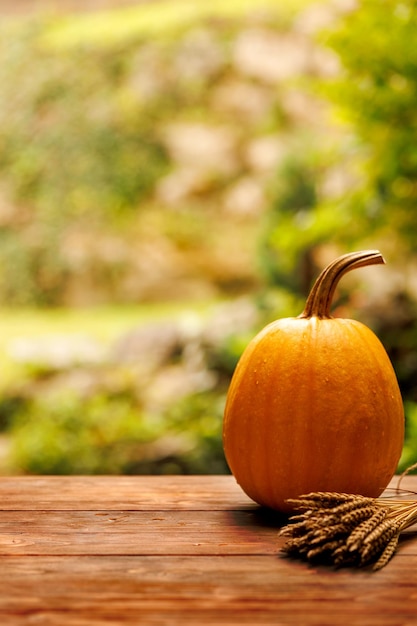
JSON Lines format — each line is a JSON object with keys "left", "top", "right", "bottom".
{"left": 0, "top": 475, "right": 417, "bottom": 625}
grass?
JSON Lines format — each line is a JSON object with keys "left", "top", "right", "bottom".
{"left": 39, "top": 0, "right": 314, "bottom": 49}
{"left": 0, "top": 301, "right": 214, "bottom": 387}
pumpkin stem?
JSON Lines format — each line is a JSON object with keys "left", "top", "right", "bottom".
{"left": 299, "top": 250, "right": 385, "bottom": 319}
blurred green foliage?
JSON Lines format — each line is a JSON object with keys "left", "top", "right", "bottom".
{"left": 260, "top": 0, "right": 417, "bottom": 287}
{"left": 0, "top": 23, "right": 168, "bottom": 305}
{"left": 0, "top": 25, "right": 167, "bottom": 219}
{"left": 42, "top": 0, "right": 307, "bottom": 48}
{"left": 320, "top": 0, "right": 417, "bottom": 251}
{"left": 400, "top": 401, "right": 417, "bottom": 472}
{"left": 2, "top": 0, "right": 417, "bottom": 476}
{"left": 0, "top": 4, "right": 283, "bottom": 305}
{"left": 9, "top": 388, "right": 227, "bottom": 475}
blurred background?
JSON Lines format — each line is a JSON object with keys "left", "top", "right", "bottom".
{"left": 0, "top": 0, "right": 417, "bottom": 475}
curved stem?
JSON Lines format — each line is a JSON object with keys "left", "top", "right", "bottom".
{"left": 299, "top": 250, "right": 385, "bottom": 319}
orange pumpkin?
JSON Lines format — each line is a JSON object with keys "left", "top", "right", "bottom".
{"left": 223, "top": 250, "right": 404, "bottom": 512}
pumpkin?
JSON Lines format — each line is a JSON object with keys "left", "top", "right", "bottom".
{"left": 223, "top": 250, "right": 404, "bottom": 512}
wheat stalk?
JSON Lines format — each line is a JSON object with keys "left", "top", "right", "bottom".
{"left": 279, "top": 487, "right": 417, "bottom": 570}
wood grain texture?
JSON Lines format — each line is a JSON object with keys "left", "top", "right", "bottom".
{"left": 0, "top": 475, "right": 251, "bottom": 510}
{"left": 0, "top": 509, "right": 282, "bottom": 556}
{"left": 0, "top": 474, "right": 416, "bottom": 625}
{"left": 1, "top": 554, "right": 417, "bottom": 625}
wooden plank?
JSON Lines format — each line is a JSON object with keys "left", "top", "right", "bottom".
{"left": 0, "top": 508, "right": 415, "bottom": 556}
{"left": 0, "top": 509, "right": 282, "bottom": 556}
{"left": 0, "top": 476, "right": 415, "bottom": 625}
{"left": 0, "top": 475, "right": 254, "bottom": 511}
{"left": 1, "top": 474, "right": 415, "bottom": 511}
{"left": 1, "top": 555, "right": 417, "bottom": 625}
